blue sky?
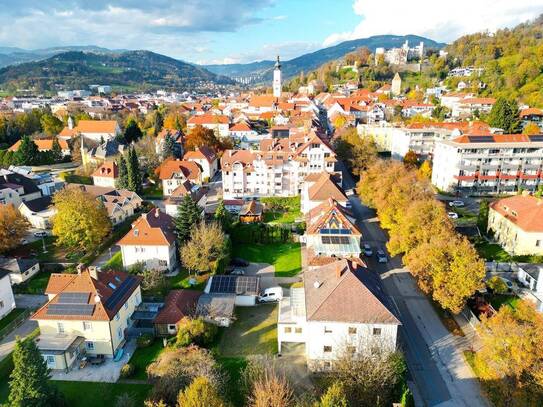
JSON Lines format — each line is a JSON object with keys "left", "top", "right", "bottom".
{"left": 0, "top": 0, "right": 541, "bottom": 64}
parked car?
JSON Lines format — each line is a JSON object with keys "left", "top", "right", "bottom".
{"left": 363, "top": 243, "right": 373, "bottom": 257}
{"left": 33, "top": 231, "right": 48, "bottom": 238}
{"left": 447, "top": 212, "right": 459, "bottom": 219}
{"left": 345, "top": 201, "right": 352, "bottom": 209}
{"left": 499, "top": 277, "right": 514, "bottom": 292}
{"left": 377, "top": 249, "right": 388, "bottom": 263}
{"left": 231, "top": 268, "right": 245, "bottom": 276}
{"left": 258, "top": 287, "right": 283, "bottom": 303}
{"left": 230, "top": 257, "right": 250, "bottom": 267}
{"left": 448, "top": 200, "right": 465, "bottom": 207}
{"left": 20, "top": 239, "right": 27, "bottom": 245}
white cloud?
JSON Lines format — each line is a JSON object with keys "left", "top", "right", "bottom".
{"left": 324, "top": 0, "right": 543, "bottom": 46}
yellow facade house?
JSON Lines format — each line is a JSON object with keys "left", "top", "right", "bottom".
{"left": 488, "top": 195, "right": 543, "bottom": 256}
{"left": 32, "top": 267, "right": 142, "bottom": 371}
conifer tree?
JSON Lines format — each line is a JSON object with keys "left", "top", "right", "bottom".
{"left": 214, "top": 199, "right": 232, "bottom": 232}
{"left": 123, "top": 118, "right": 143, "bottom": 144}
{"left": 116, "top": 154, "right": 128, "bottom": 189}
{"left": 9, "top": 339, "right": 52, "bottom": 406}
{"left": 51, "top": 137, "right": 63, "bottom": 162}
{"left": 126, "top": 147, "right": 142, "bottom": 194}
{"left": 162, "top": 133, "right": 175, "bottom": 158}
{"left": 175, "top": 194, "right": 201, "bottom": 244}
{"left": 14, "top": 135, "right": 40, "bottom": 165}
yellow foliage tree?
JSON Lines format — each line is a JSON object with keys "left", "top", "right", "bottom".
{"left": 52, "top": 188, "right": 111, "bottom": 252}
{"left": 418, "top": 160, "right": 432, "bottom": 179}
{"left": 177, "top": 376, "right": 226, "bottom": 407}
{"left": 523, "top": 121, "right": 541, "bottom": 135}
{"left": 0, "top": 204, "right": 28, "bottom": 253}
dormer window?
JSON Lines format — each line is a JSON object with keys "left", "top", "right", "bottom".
{"left": 511, "top": 210, "right": 518, "bottom": 217}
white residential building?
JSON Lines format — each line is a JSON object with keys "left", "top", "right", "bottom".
{"left": 117, "top": 208, "right": 178, "bottom": 272}
{"left": 183, "top": 146, "right": 218, "bottom": 181}
{"left": 221, "top": 133, "right": 337, "bottom": 199}
{"left": 432, "top": 134, "right": 543, "bottom": 195}
{"left": 277, "top": 259, "right": 400, "bottom": 371}
{"left": 0, "top": 270, "right": 16, "bottom": 319}
{"left": 157, "top": 159, "right": 203, "bottom": 196}
{"left": 187, "top": 114, "right": 230, "bottom": 138}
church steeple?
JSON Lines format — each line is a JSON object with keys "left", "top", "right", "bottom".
{"left": 273, "top": 55, "right": 282, "bottom": 98}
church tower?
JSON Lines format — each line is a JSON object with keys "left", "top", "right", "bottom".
{"left": 273, "top": 55, "right": 282, "bottom": 98}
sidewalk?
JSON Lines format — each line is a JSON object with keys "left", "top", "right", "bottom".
{"left": 0, "top": 319, "right": 38, "bottom": 361}
{"left": 453, "top": 312, "right": 483, "bottom": 352}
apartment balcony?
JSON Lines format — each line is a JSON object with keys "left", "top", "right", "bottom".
{"left": 480, "top": 164, "right": 501, "bottom": 170}
{"left": 522, "top": 163, "right": 542, "bottom": 170}
{"left": 519, "top": 172, "right": 540, "bottom": 180}
{"left": 454, "top": 174, "right": 477, "bottom": 181}
{"left": 498, "top": 172, "right": 518, "bottom": 180}
{"left": 479, "top": 174, "right": 499, "bottom": 181}
{"left": 458, "top": 164, "right": 478, "bottom": 171}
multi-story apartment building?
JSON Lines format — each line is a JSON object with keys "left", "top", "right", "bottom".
{"left": 221, "top": 133, "right": 337, "bottom": 199}
{"left": 432, "top": 134, "right": 543, "bottom": 195}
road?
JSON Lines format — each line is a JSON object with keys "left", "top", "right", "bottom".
{"left": 340, "top": 163, "right": 487, "bottom": 407}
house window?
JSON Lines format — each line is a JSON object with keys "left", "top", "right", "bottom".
{"left": 284, "top": 327, "right": 292, "bottom": 333}
{"left": 295, "top": 327, "right": 302, "bottom": 334}
{"left": 323, "top": 345, "right": 332, "bottom": 353}
{"left": 348, "top": 327, "right": 357, "bottom": 335}
{"left": 373, "top": 328, "right": 382, "bottom": 336}
{"left": 168, "top": 324, "right": 176, "bottom": 331}
{"left": 323, "top": 361, "right": 331, "bottom": 369}
{"left": 124, "top": 302, "right": 128, "bottom": 310}
{"left": 117, "top": 327, "right": 123, "bottom": 340}
{"left": 115, "top": 313, "right": 120, "bottom": 321}
{"left": 324, "top": 326, "right": 332, "bottom": 334}
{"left": 86, "top": 341, "right": 94, "bottom": 350}
{"left": 45, "top": 355, "right": 55, "bottom": 365}
{"left": 537, "top": 240, "right": 542, "bottom": 247}
{"left": 57, "top": 323, "right": 64, "bottom": 334}
{"left": 83, "top": 322, "right": 92, "bottom": 331}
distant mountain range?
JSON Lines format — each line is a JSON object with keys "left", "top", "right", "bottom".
{"left": 204, "top": 35, "right": 446, "bottom": 81}
{"left": 0, "top": 34, "right": 445, "bottom": 92}
{"left": 0, "top": 50, "right": 234, "bottom": 92}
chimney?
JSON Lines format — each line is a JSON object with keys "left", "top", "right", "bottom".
{"left": 155, "top": 208, "right": 160, "bottom": 217}
{"left": 88, "top": 266, "right": 99, "bottom": 280}
{"left": 335, "top": 263, "right": 344, "bottom": 279}
{"left": 76, "top": 263, "right": 85, "bottom": 275}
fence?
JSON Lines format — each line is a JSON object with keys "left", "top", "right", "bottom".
{"left": 460, "top": 306, "right": 481, "bottom": 330}
{"left": 0, "top": 309, "right": 31, "bottom": 341}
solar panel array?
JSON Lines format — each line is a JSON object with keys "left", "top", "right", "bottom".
{"left": 104, "top": 276, "right": 137, "bottom": 310}
{"left": 58, "top": 292, "right": 90, "bottom": 304}
{"left": 321, "top": 236, "right": 350, "bottom": 245}
{"left": 529, "top": 135, "right": 543, "bottom": 142}
{"left": 209, "top": 276, "right": 259, "bottom": 295}
{"left": 468, "top": 136, "right": 494, "bottom": 143}
{"left": 319, "top": 228, "right": 350, "bottom": 235}
{"left": 47, "top": 303, "right": 95, "bottom": 316}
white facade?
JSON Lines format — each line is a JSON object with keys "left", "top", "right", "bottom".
{"left": 92, "top": 175, "right": 116, "bottom": 188}
{"left": 273, "top": 56, "right": 282, "bottom": 98}
{"left": 0, "top": 273, "right": 16, "bottom": 319}
{"left": 120, "top": 244, "right": 177, "bottom": 272}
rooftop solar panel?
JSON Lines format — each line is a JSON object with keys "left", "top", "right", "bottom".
{"left": 209, "top": 275, "right": 259, "bottom": 295}
{"left": 47, "top": 303, "right": 95, "bottom": 316}
{"left": 58, "top": 292, "right": 90, "bottom": 304}
{"left": 104, "top": 276, "right": 137, "bottom": 310}
{"left": 468, "top": 136, "right": 494, "bottom": 143}
{"left": 529, "top": 135, "right": 543, "bottom": 142}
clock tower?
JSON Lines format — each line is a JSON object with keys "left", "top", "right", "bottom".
{"left": 273, "top": 55, "right": 282, "bottom": 98}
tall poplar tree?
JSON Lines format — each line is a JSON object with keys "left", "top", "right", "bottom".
{"left": 175, "top": 194, "right": 201, "bottom": 244}
{"left": 126, "top": 147, "right": 142, "bottom": 194}
{"left": 116, "top": 154, "right": 128, "bottom": 189}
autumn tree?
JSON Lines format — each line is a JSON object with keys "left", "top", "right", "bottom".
{"left": 177, "top": 376, "right": 226, "bottom": 407}
{"left": 418, "top": 160, "right": 432, "bottom": 179}
{"left": 185, "top": 125, "right": 220, "bottom": 152}
{"left": 9, "top": 339, "right": 54, "bottom": 406}
{"left": 402, "top": 150, "right": 419, "bottom": 169}
{"left": 52, "top": 188, "right": 112, "bottom": 252}
{"left": 334, "top": 127, "right": 378, "bottom": 176}
{"left": 486, "top": 276, "right": 508, "bottom": 294}
{"left": 0, "top": 204, "right": 28, "bottom": 253}
{"left": 247, "top": 368, "right": 294, "bottom": 407}
{"left": 523, "top": 121, "right": 541, "bottom": 135}
{"left": 181, "top": 222, "right": 229, "bottom": 274}
{"left": 318, "top": 381, "right": 348, "bottom": 407}
{"left": 474, "top": 301, "right": 543, "bottom": 404}
{"left": 176, "top": 317, "right": 218, "bottom": 348}
{"left": 175, "top": 194, "right": 201, "bottom": 245}
{"left": 163, "top": 111, "right": 186, "bottom": 132}
{"left": 40, "top": 114, "right": 64, "bottom": 136}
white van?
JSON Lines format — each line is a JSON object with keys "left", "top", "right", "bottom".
{"left": 258, "top": 287, "right": 283, "bottom": 303}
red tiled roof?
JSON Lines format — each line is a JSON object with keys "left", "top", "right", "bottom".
{"left": 157, "top": 158, "right": 201, "bottom": 180}
{"left": 490, "top": 195, "right": 543, "bottom": 232}
{"left": 117, "top": 208, "right": 176, "bottom": 246}
{"left": 187, "top": 113, "right": 228, "bottom": 125}
{"left": 154, "top": 290, "right": 201, "bottom": 324}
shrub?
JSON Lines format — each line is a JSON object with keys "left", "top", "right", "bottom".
{"left": 120, "top": 363, "right": 135, "bottom": 379}
{"left": 137, "top": 333, "right": 155, "bottom": 348}
{"left": 487, "top": 276, "right": 508, "bottom": 294}
{"left": 176, "top": 317, "right": 218, "bottom": 348}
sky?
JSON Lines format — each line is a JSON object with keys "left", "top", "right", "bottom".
{"left": 0, "top": 0, "right": 541, "bottom": 65}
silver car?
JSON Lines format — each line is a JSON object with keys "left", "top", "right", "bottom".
{"left": 377, "top": 249, "right": 388, "bottom": 263}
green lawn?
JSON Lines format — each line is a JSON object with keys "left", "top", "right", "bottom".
{"left": 489, "top": 294, "right": 521, "bottom": 310}
{"left": 13, "top": 271, "right": 53, "bottom": 295}
{"left": 103, "top": 251, "right": 123, "bottom": 271}
{"left": 218, "top": 305, "right": 278, "bottom": 357}
{"left": 232, "top": 242, "right": 302, "bottom": 277}
{"left": 217, "top": 357, "right": 248, "bottom": 407}
{"left": 9, "top": 236, "right": 84, "bottom": 263}
{"left": 128, "top": 340, "right": 166, "bottom": 380}
{"left": 261, "top": 197, "right": 301, "bottom": 224}
{"left": 53, "top": 381, "right": 151, "bottom": 407}
{"left": 473, "top": 239, "right": 512, "bottom": 262}
{"left": 142, "top": 183, "right": 163, "bottom": 199}
{"left": 62, "top": 174, "right": 93, "bottom": 185}
{"left": 0, "top": 309, "right": 26, "bottom": 332}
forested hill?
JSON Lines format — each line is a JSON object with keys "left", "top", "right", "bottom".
{"left": 445, "top": 15, "right": 543, "bottom": 106}
{"left": 0, "top": 50, "right": 234, "bottom": 92}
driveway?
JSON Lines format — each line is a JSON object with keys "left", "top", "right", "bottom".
{"left": 91, "top": 245, "right": 120, "bottom": 268}
{"left": 341, "top": 163, "right": 488, "bottom": 407}
{"left": 0, "top": 319, "right": 38, "bottom": 361}
{"left": 15, "top": 294, "right": 47, "bottom": 309}
{"left": 276, "top": 343, "right": 313, "bottom": 395}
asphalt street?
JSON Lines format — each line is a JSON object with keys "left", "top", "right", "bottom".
{"left": 340, "top": 162, "right": 488, "bottom": 407}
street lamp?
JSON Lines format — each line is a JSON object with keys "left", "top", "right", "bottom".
{"left": 41, "top": 235, "right": 48, "bottom": 254}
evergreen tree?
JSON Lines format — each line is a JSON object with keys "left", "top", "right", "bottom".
{"left": 175, "top": 194, "right": 201, "bottom": 244}
{"left": 51, "top": 137, "right": 63, "bottom": 162}
{"left": 161, "top": 133, "right": 175, "bottom": 158}
{"left": 116, "top": 154, "right": 129, "bottom": 189}
{"left": 123, "top": 118, "right": 143, "bottom": 144}
{"left": 9, "top": 339, "right": 52, "bottom": 406}
{"left": 214, "top": 199, "right": 232, "bottom": 232}
{"left": 477, "top": 200, "right": 490, "bottom": 232}
{"left": 488, "top": 97, "right": 520, "bottom": 133}
{"left": 126, "top": 147, "right": 142, "bottom": 194}
{"left": 14, "top": 135, "right": 40, "bottom": 165}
